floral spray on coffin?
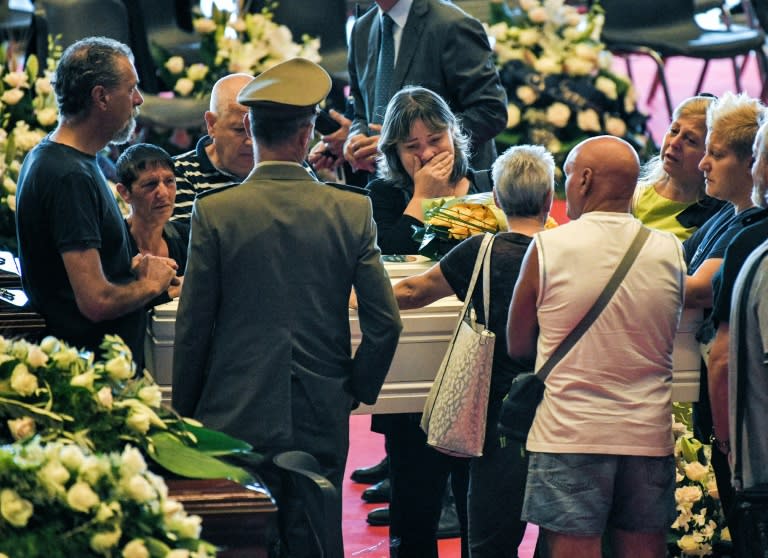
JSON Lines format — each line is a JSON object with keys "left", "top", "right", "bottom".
{"left": 0, "top": 334, "right": 260, "bottom": 482}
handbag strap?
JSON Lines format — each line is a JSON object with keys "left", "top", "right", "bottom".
{"left": 536, "top": 225, "right": 651, "bottom": 382}
{"left": 481, "top": 232, "right": 492, "bottom": 327}
{"left": 451, "top": 233, "right": 494, "bottom": 339}
{"left": 732, "top": 242, "right": 768, "bottom": 490}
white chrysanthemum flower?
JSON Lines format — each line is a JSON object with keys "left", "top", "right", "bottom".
{"left": 138, "top": 385, "right": 162, "bottom": 408}
{"left": 4, "top": 71, "right": 29, "bottom": 89}
{"left": 166, "top": 511, "right": 203, "bottom": 539}
{"left": 96, "top": 386, "right": 114, "bottom": 409}
{"left": 546, "top": 102, "right": 571, "bottom": 128}
{"left": 164, "top": 56, "right": 185, "bottom": 75}
{"left": 90, "top": 526, "right": 122, "bottom": 553}
{"left": 516, "top": 85, "right": 538, "bottom": 106}
{"left": 577, "top": 109, "right": 602, "bottom": 132}
{"left": 58, "top": 443, "right": 85, "bottom": 471}
{"left": 121, "top": 474, "right": 156, "bottom": 503}
{"left": 36, "top": 106, "right": 58, "bottom": 127}
{"left": 105, "top": 354, "right": 133, "bottom": 381}
{"left": 34, "top": 76, "right": 53, "bottom": 96}
{"left": 186, "top": 63, "right": 209, "bottom": 82}
{"left": 38, "top": 459, "right": 70, "bottom": 493}
{"left": 10, "top": 363, "right": 38, "bottom": 396}
{"left": 605, "top": 116, "right": 627, "bottom": 138}
{"left": 40, "top": 335, "right": 60, "bottom": 354}
{"left": 174, "top": 77, "right": 196, "bottom": 97}
{"left": 67, "top": 481, "right": 100, "bottom": 512}
{"left": 684, "top": 461, "right": 709, "bottom": 483}
{"left": 676, "top": 485, "right": 704, "bottom": 505}
{"left": 120, "top": 446, "right": 148, "bottom": 477}
{"left": 595, "top": 76, "right": 618, "bottom": 100}
{"left": 517, "top": 28, "right": 539, "bottom": 47}
{"left": 7, "top": 416, "right": 36, "bottom": 441}
{"left": 25, "top": 344, "right": 48, "bottom": 367}
{"left": 1, "top": 87, "right": 24, "bottom": 106}
{"left": 0, "top": 488, "right": 34, "bottom": 527}
{"left": 122, "top": 538, "right": 150, "bottom": 558}
{"left": 71, "top": 369, "right": 97, "bottom": 390}
{"left": 193, "top": 17, "right": 217, "bottom": 34}
{"left": 533, "top": 55, "right": 561, "bottom": 74}
{"left": 80, "top": 455, "right": 110, "bottom": 485}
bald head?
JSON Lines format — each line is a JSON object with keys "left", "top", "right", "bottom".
{"left": 564, "top": 136, "right": 640, "bottom": 219}
{"left": 204, "top": 73, "right": 255, "bottom": 179}
{"left": 210, "top": 73, "right": 254, "bottom": 115}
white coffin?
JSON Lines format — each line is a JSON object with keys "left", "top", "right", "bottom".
{"left": 146, "top": 259, "right": 702, "bottom": 412}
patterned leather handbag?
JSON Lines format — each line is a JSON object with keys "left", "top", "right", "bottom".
{"left": 420, "top": 233, "right": 495, "bottom": 458}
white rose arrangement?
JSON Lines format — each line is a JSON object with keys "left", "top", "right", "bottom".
{"left": 155, "top": 5, "right": 321, "bottom": 99}
{"left": 488, "top": 0, "right": 653, "bottom": 182}
{"left": 0, "top": 438, "right": 216, "bottom": 557}
{"left": 669, "top": 403, "right": 730, "bottom": 557}
{"left": 0, "top": 39, "right": 62, "bottom": 253}
{"left": 0, "top": 334, "right": 257, "bottom": 483}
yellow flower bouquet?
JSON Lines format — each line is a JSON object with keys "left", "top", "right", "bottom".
{"left": 413, "top": 193, "right": 506, "bottom": 259}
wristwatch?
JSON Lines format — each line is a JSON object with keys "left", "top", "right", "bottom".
{"left": 711, "top": 435, "right": 731, "bottom": 454}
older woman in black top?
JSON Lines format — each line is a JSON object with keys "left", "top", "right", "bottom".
{"left": 393, "top": 143, "right": 554, "bottom": 558}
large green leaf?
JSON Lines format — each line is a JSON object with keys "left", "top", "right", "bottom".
{"left": 680, "top": 436, "right": 703, "bottom": 464}
{"left": 147, "top": 432, "right": 255, "bottom": 484}
{"left": 182, "top": 422, "right": 253, "bottom": 455}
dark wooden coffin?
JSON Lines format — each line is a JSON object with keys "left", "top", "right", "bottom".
{"left": 167, "top": 478, "right": 278, "bottom": 558}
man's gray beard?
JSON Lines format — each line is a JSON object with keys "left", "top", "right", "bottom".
{"left": 110, "top": 117, "right": 137, "bottom": 146}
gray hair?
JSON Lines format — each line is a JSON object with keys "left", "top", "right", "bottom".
{"left": 53, "top": 36, "right": 134, "bottom": 119}
{"left": 376, "top": 86, "right": 469, "bottom": 186}
{"left": 492, "top": 144, "right": 555, "bottom": 217}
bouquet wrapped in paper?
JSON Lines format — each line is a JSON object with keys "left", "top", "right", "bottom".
{"left": 412, "top": 192, "right": 506, "bottom": 260}
{"left": 412, "top": 192, "right": 557, "bottom": 259}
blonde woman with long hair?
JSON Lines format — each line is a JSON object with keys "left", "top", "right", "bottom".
{"left": 633, "top": 95, "right": 723, "bottom": 240}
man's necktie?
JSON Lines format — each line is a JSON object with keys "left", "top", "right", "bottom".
{"left": 372, "top": 13, "right": 395, "bottom": 125}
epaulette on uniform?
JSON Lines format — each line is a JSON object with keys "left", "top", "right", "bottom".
{"left": 195, "top": 182, "right": 241, "bottom": 200}
{"left": 323, "top": 182, "right": 370, "bottom": 196}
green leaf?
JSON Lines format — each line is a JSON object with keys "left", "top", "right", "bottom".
{"left": 25, "top": 55, "right": 39, "bottom": 82}
{"left": 495, "top": 131, "right": 522, "bottom": 146}
{"left": 680, "top": 436, "right": 703, "bottom": 463}
{"left": 147, "top": 431, "right": 255, "bottom": 484}
{"left": 182, "top": 422, "right": 253, "bottom": 455}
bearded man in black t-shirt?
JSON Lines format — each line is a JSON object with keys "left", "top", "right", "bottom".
{"left": 16, "top": 37, "right": 178, "bottom": 363}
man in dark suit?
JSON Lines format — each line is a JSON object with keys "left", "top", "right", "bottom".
{"left": 342, "top": 0, "right": 507, "bottom": 175}
{"left": 171, "top": 58, "right": 402, "bottom": 558}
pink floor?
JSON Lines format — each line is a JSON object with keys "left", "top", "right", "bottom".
{"left": 342, "top": 414, "right": 540, "bottom": 558}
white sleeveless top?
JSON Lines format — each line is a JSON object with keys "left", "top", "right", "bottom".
{"left": 525, "top": 212, "right": 685, "bottom": 456}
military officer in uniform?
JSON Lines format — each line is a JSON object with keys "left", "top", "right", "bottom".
{"left": 172, "top": 58, "right": 403, "bottom": 558}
